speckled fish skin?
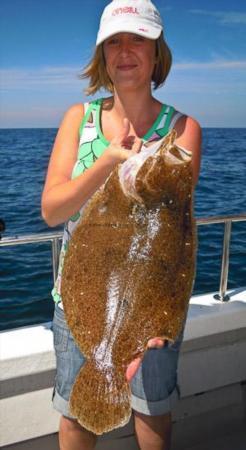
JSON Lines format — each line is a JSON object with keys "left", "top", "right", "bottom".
{"left": 61, "top": 129, "right": 197, "bottom": 435}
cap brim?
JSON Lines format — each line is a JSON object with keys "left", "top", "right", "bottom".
{"left": 96, "top": 19, "right": 162, "bottom": 46}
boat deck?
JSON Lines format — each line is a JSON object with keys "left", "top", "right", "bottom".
{"left": 186, "top": 432, "right": 246, "bottom": 450}
{"left": 1, "top": 215, "right": 246, "bottom": 449}
{"left": 1, "top": 289, "right": 246, "bottom": 450}
{"left": 4, "top": 425, "right": 246, "bottom": 450}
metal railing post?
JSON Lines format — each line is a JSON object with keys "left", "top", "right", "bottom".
{"left": 214, "top": 220, "right": 232, "bottom": 302}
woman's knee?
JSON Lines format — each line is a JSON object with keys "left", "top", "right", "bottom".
{"left": 134, "top": 411, "right": 172, "bottom": 450}
{"left": 59, "top": 415, "right": 97, "bottom": 449}
{"left": 60, "top": 415, "right": 96, "bottom": 438}
{"left": 60, "top": 415, "right": 83, "bottom": 431}
{"left": 134, "top": 410, "right": 172, "bottom": 433}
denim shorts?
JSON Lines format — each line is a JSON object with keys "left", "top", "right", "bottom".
{"left": 52, "top": 303, "right": 185, "bottom": 418}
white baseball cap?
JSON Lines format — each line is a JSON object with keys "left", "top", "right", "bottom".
{"left": 96, "top": 0, "right": 163, "bottom": 46}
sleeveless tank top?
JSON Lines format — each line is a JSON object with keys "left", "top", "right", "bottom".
{"left": 52, "top": 98, "right": 184, "bottom": 306}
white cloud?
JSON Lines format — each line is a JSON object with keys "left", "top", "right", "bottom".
{"left": 173, "top": 60, "right": 246, "bottom": 70}
{"left": 0, "top": 66, "right": 84, "bottom": 91}
{"left": 0, "top": 59, "right": 245, "bottom": 127}
{"left": 190, "top": 10, "right": 246, "bottom": 25}
{"left": 1, "top": 59, "right": 246, "bottom": 94}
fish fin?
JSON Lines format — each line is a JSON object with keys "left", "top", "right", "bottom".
{"left": 69, "top": 360, "right": 131, "bottom": 435}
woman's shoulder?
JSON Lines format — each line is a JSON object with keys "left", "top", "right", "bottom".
{"left": 170, "top": 109, "right": 202, "bottom": 185}
{"left": 62, "top": 98, "right": 104, "bottom": 120}
{"left": 59, "top": 102, "right": 96, "bottom": 132}
{"left": 63, "top": 103, "right": 85, "bottom": 122}
{"left": 171, "top": 107, "right": 201, "bottom": 134}
{"left": 173, "top": 111, "right": 201, "bottom": 142}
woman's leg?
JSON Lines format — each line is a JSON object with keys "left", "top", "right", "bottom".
{"left": 52, "top": 305, "right": 96, "bottom": 449}
{"left": 59, "top": 416, "right": 97, "bottom": 450}
{"left": 134, "top": 411, "right": 172, "bottom": 450}
{"left": 130, "top": 325, "right": 186, "bottom": 450}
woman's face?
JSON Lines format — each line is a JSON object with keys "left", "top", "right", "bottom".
{"left": 103, "top": 32, "right": 156, "bottom": 91}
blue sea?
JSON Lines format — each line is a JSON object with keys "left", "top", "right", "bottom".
{"left": 0, "top": 128, "right": 245, "bottom": 331}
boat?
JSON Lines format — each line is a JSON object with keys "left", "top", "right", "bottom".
{"left": 1, "top": 213, "right": 246, "bottom": 450}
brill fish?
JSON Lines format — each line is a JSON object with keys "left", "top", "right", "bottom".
{"left": 61, "top": 129, "right": 197, "bottom": 434}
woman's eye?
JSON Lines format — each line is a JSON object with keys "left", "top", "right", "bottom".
{"left": 106, "top": 38, "right": 119, "bottom": 45}
{"left": 133, "top": 35, "right": 145, "bottom": 42}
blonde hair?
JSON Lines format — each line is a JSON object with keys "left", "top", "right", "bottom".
{"left": 80, "top": 33, "right": 172, "bottom": 95}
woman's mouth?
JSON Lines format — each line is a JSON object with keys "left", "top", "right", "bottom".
{"left": 117, "top": 64, "right": 137, "bottom": 71}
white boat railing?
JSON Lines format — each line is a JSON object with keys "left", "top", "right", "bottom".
{"left": 0, "top": 214, "right": 245, "bottom": 302}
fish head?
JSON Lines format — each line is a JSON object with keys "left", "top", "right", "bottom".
{"left": 119, "top": 129, "right": 193, "bottom": 206}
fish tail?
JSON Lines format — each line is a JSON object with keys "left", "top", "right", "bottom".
{"left": 69, "top": 359, "right": 131, "bottom": 435}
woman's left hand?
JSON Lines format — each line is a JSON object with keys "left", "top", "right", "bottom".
{"left": 125, "top": 337, "right": 168, "bottom": 382}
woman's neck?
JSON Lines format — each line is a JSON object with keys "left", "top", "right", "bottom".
{"left": 108, "top": 89, "right": 162, "bottom": 137}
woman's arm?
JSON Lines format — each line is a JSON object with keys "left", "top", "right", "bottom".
{"left": 174, "top": 115, "right": 202, "bottom": 186}
{"left": 41, "top": 107, "right": 141, "bottom": 227}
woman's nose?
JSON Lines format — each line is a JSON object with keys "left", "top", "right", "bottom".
{"left": 119, "top": 39, "right": 131, "bottom": 54}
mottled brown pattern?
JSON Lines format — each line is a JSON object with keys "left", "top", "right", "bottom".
{"left": 61, "top": 129, "right": 197, "bottom": 434}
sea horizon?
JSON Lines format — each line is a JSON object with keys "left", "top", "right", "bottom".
{"left": 1, "top": 126, "right": 246, "bottom": 130}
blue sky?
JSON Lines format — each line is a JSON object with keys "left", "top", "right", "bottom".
{"left": 0, "top": 0, "right": 246, "bottom": 128}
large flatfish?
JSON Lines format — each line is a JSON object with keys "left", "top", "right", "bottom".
{"left": 61, "top": 129, "right": 197, "bottom": 434}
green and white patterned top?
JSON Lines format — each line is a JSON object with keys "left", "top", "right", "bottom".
{"left": 52, "top": 98, "right": 183, "bottom": 306}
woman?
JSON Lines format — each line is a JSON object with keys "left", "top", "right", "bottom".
{"left": 42, "top": 1, "right": 201, "bottom": 449}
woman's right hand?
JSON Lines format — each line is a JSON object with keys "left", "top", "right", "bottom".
{"left": 42, "top": 107, "right": 142, "bottom": 227}
{"left": 104, "top": 118, "right": 142, "bottom": 164}
{"left": 125, "top": 337, "right": 169, "bottom": 383}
